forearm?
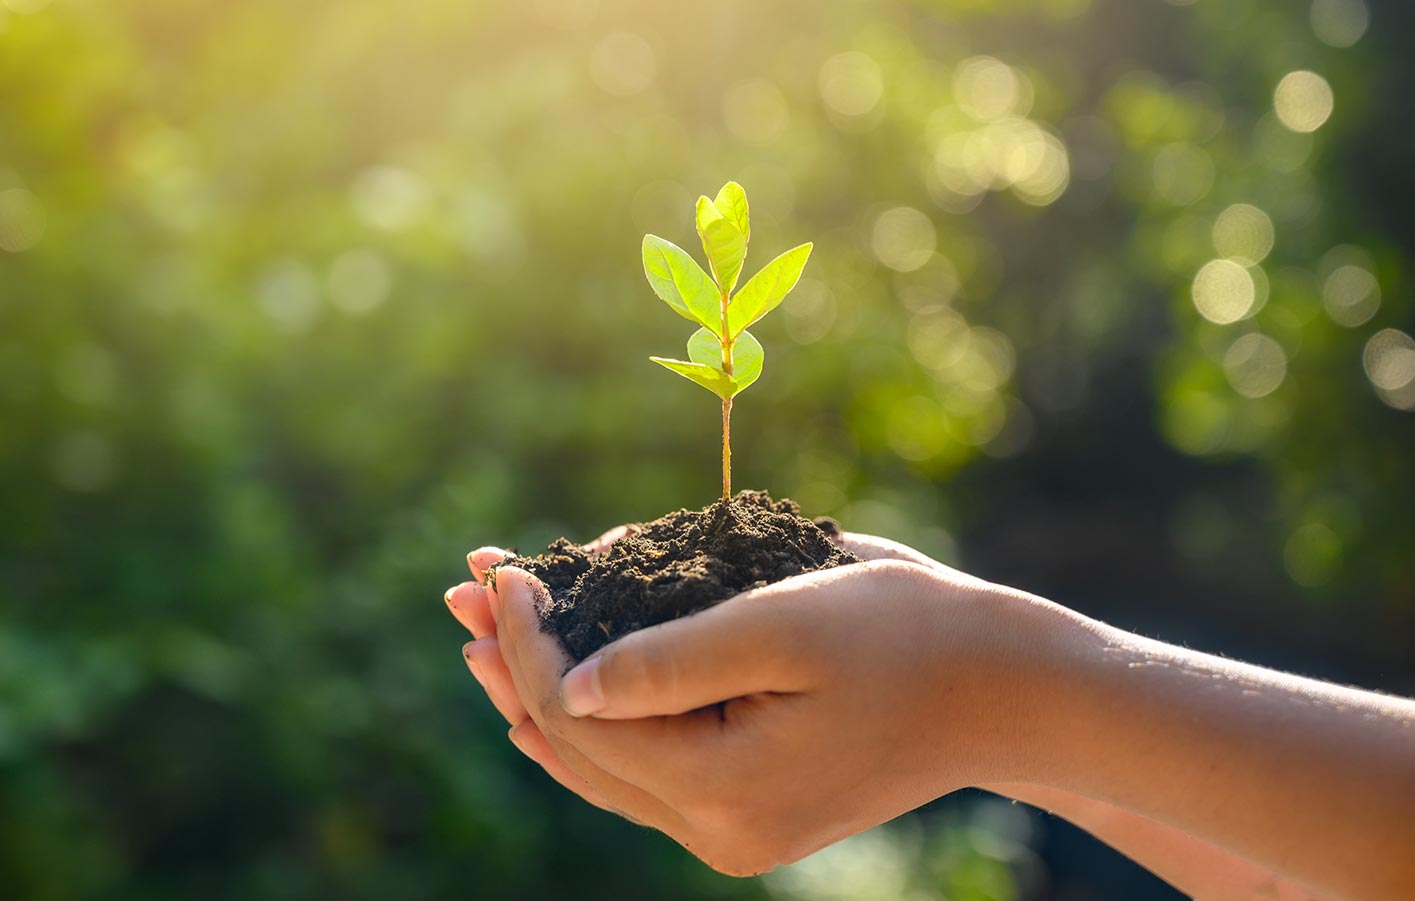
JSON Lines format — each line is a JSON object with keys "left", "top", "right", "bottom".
{"left": 985, "top": 783, "right": 1327, "bottom": 900}
{"left": 1006, "top": 598, "right": 1415, "bottom": 899}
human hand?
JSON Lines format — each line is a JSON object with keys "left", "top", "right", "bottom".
{"left": 446, "top": 529, "right": 1061, "bottom": 875}
{"left": 442, "top": 524, "right": 963, "bottom": 803}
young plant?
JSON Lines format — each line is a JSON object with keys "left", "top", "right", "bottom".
{"left": 643, "top": 182, "right": 812, "bottom": 500}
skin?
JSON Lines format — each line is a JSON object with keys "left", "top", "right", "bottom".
{"left": 444, "top": 531, "right": 1415, "bottom": 899}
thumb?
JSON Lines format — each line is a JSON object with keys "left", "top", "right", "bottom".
{"left": 558, "top": 568, "right": 848, "bottom": 720}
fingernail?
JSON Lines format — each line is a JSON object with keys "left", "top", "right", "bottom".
{"left": 444, "top": 585, "right": 458, "bottom": 605}
{"left": 560, "top": 656, "right": 605, "bottom": 718}
{"left": 507, "top": 722, "right": 531, "bottom": 757}
{"left": 462, "top": 642, "right": 486, "bottom": 687}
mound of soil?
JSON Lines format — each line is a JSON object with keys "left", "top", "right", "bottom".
{"left": 497, "top": 490, "right": 859, "bottom": 661}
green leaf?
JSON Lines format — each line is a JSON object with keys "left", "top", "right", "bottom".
{"left": 703, "top": 220, "right": 746, "bottom": 296}
{"left": 648, "top": 356, "right": 733, "bottom": 399}
{"left": 726, "top": 242, "right": 812, "bottom": 338}
{"left": 686, "top": 326, "right": 722, "bottom": 369}
{"left": 728, "top": 330, "right": 764, "bottom": 395}
{"left": 642, "top": 235, "right": 723, "bottom": 335}
{"left": 694, "top": 195, "right": 724, "bottom": 233}
{"left": 713, "top": 182, "right": 750, "bottom": 242}
{"left": 695, "top": 196, "right": 745, "bottom": 295}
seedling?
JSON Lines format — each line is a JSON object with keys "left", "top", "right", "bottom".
{"left": 643, "top": 182, "right": 812, "bottom": 499}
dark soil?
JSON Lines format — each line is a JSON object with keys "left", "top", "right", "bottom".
{"left": 497, "top": 490, "right": 859, "bottom": 661}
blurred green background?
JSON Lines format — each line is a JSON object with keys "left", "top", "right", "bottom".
{"left": 2, "top": 0, "right": 1412, "bottom": 897}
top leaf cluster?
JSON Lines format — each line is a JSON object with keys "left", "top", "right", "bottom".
{"left": 643, "top": 182, "right": 812, "bottom": 399}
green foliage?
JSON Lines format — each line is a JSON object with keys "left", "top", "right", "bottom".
{"left": 647, "top": 182, "right": 811, "bottom": 401}
{"left": 0, "top": 0, "right": 1411, "bottom": 898}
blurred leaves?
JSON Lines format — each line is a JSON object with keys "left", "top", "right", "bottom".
{"left": 0, "top": 0, "right": 1412, "bottom": 897}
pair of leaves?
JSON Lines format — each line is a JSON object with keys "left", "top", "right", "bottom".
{"left": 650, "top": 328, "right": 763, "bottom": 400}
{"left": 641, "top": 235, "right": 813, "bottom": 341}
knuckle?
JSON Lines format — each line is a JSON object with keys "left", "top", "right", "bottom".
{"left": 603, "top": 637, "right": 680, "bottom": 705}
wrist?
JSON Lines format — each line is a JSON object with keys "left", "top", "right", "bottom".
{"left": 936, "top": 577, "right": 1108, "bottom": 788}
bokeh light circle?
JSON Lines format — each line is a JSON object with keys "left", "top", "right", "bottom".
{"left": 1311, "top": 0, "right": 1369, "bottom": 48}
{"left": 1152, "top": 144, "right": 1214, "bottom": 206}
{"left": 328, "top": 249, "right": 392, "bottom": 315}
{"left": 349, "top": 166, "right": 427, "bottom": 232}
{"left": 1322, "top": 264, "right": 1380, "bottom": 327}
{"left": 1212, "top": 203, "right": 1274, "bottom": 264}
{"left": 819, "top": 51, "right": 884, "bottom": 117}
{"left": 1363, "top": 329, "right": 1415, "bottom": 391}
{"left": 589, "top": 32, "right": 657, "bottom": 96}
{"left": 954, "top": 56, "right": 1029, "bottom": 121}
{"left": 1224, "top": 332, "right": 1288, "bottom": 398}
{"left": 1274, "top": 71, "right": 1334, "bottom": 133}
{"left": 723, "top": 78, "right": 790, "bottom": 144}
{"left": 871, "top": 207, "right": 936, "bottom": 272}
{"left": 1192, "top": 259, "right": 1256, "bottom": 324}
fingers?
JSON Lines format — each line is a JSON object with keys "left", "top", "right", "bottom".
{"left": 466, "top": 638, "right": 645, "bottom": 823}
{"left": 467, "top": 546, "right": 512, "bottom": 582}
{"left": 492, "top": 566, "right": 711, "bottom": 790}
{"left": 446, "top": 582, "right": 496, "bottom": 638}
{"left": 556, "top": 566, "right": 848, "bottom": 720}
{"left": 459, "top": 549, "right": 681, "bottom": 826}
{"left": 463, "top": 637, "right": 528, "bottom": 725}
{"left": 584, "top": 524, "right": 633, "bottom": 556}
{"left": 464, "top": 592, "right": 677, "bottom": 827}
{"left": 494, "top": 573, "right": 695, "bottom": 830}
{"left": 832, "top": 531, "right": 942, "bottom": 568}
{"left": 507, "top": 720, "right": 617, "bottom": 814}
{"left": 833, "top": 532, "right": 994, "bottom": 592}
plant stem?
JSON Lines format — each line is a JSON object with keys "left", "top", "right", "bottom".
{"left": 719, "top": 290, "right": 733, "bottom": 501}
{"left": 721, "top": 396, "right": 732, "bottom": 500}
